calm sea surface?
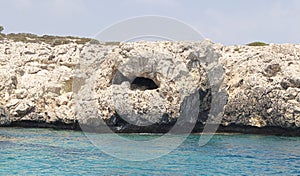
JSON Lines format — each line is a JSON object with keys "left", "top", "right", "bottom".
{"left": 0, "top": 128, "right": 299, "bottom": 175}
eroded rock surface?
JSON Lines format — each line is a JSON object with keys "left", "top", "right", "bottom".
{"left": 220, "top": 44, "right": 300, "bottom": 129}
{"left": 0, "top": 36, "right": 299, "bottom": 135}
{"left": 76, "top": 41, "right": 215, "bottom": 132}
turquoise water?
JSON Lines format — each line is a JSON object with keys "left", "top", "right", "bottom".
{"left": 0, "top": 128, "right": 299, "bottom": 175}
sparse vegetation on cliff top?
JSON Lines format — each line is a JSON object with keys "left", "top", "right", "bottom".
{"left": 0, "top": 33, "right": 92, "bottom": 46}
{"left": 247, "top": 41, "right": 269, "bottom": 46}
{"left": 0, "top": 32, "right": 121, "bottom": 46}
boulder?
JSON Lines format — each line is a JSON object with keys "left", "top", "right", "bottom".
{"left": 15, "top": 89, "right": 28, "bottom": 99}
{"left": 6, "top": 99, "right": 20, "bottom": 108}
{"left": 14, "top": 101, "right": 35, "bottom": 116}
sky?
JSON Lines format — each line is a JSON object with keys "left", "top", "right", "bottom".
{"left": 0, "top": 0, "right": 299, "bottom": 45}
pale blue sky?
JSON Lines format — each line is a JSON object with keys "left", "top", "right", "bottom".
{"left": 0, "top": 0, "right": 299, "bottom": 45}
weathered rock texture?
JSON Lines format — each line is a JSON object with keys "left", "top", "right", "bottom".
{"left": 0, "top": 35, "right": 299, "bottom": 135}
{"left": 76, "top": 41, "right": 219, "bottom": 134}
{"left": 221, "top": 45, "right": 300, "bottom": 131}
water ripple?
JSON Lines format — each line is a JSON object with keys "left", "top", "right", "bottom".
{"left": 0, "top": 128, "right": 299, "bottom": 175}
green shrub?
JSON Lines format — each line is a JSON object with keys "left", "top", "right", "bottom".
{"left": 234, "top": 48, "right": 240, "bottom": 52}
{"left": 2, "top": 33, "right": 92, "bottom": 45}
{"left": 0, "top": 26, "right": 3, "bottom": 33}
{"left": 247, "top": 42, "right": 269, "bottom": 46}
{"left": 104, "top": 41, "right": 120, "bottom": 45}
{"left": 0, "top": 32, "right": 119, "bottom": 46}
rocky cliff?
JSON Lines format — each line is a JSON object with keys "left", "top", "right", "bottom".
{"left": 0, "top": 34, "right": 299, "bottom": 135}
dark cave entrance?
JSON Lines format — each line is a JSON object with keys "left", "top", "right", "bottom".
{"left": 130, "top": 77, "right": 159, "bottom": 91}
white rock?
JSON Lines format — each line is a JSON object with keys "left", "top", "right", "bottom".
{"left": 15, "top": 89, "right": 28, "bottom": 99}
{"left": 14, "top": 101, "right": 35, "bottom": 116}
{"left": 56, "top": 95, "right": 69, "bottom": 106}
{"left": 6, "top": 99, "right": 20, "bottom": 108}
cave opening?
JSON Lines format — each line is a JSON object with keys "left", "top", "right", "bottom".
{"left": 130, "top": 77, "right": 159, "bottom": 91}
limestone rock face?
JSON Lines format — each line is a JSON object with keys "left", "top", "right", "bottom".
{"left": 0, "top": 36, "right": 300, "bottom": 134}
{"left": 0, "top": 39, "right": 101, "bottom": 126}
{"left": 76, "top": 41, "right": 214, "bottom": 130}
{"left": 220, "top": 44, "right": 300, "bottom": 128}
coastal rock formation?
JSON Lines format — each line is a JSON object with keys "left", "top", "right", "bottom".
{"left": 220, "top": 45, "right": 300, "bottom": 130}
{"left": 76, "top": 41, "right": 218, "bottom": 133}
{"left": 0, "top": 35, "right": 299, "bottom": 135}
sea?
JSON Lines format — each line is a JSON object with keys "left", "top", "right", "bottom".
{"left": 0, "top": 127, "right": 299, "bottom": 175}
